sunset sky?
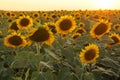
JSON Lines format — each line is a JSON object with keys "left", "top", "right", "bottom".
{"left": 0, "top": 0, "right": 120, "bottom": 11}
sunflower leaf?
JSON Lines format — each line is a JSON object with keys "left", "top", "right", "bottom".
{"left": 44, "top": 48, "right": 60, "bottom": 61}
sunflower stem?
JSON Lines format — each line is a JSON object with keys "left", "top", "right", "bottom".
{"left": 89, "top": 63, "right": 92, "bottom": 73}
{"left": 35, "top": 42, "right": 41, "bottom": 55}
{"left": 80, "top": 64, "right": 85, "bottom": 80}
{"left": 14, "top": 48, "right": 19, "bottom": 55}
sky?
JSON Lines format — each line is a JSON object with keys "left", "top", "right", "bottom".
{"left": 0, "top": 0, "right": 120, "bottom": 11}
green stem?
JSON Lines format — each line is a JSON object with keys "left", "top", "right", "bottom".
{"left": 89, "top": 63, "right": 92, "bottom": 73}
{"left": 35, "top": 42, "right": 41, "bottom": 55}
{"left": 80, "top": 64, "right": 85, "bottom": 80}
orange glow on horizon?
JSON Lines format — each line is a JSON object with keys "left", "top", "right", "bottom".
{"left": 94, "top": 0, "right": 115, "bottom": 9}
{"left": 0, "top": 0, "right": 119, "bottom": 11}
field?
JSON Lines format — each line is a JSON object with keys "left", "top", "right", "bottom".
{"left": 0, "top": 10, "right": 120, "bottom": 80}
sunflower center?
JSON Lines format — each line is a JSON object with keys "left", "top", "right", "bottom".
{"left": 77, "top": 29, "right": 84, "bottom": 34}
{"left": 73, "top": 34, "right": 80, "bottom": 39}
{"left": 34, "top": 14, "right": 39, "bottom": 17}
{"left": 6, "top": 13, "right": 10, "bottom": 16}
{"left": 8, "top": 35, "right": 22, "bottom": 46}
{"left": 79, "top": 24, "right": 84, "bottom": 27}
{"left": 0, "top": 15, "right": 2, "bottom": 18}
{"left": 0, "top": 22, "right": 2, "bottom": 25}
{"left": 84, "top": 49, "right": 96, "bottom": 61}
{"left": 115, "top": 25, "right": 120, "bottom": 29}
{"left": 8, "top": 19, "right": 12, "bottom": 23}
{"left": 10, "top": 22, "right": 19, "bottom": 31}
{"left": 94, "top": 23, "right": 108, "bottom": 35}
{"left": 52, "top": 15, "right": 56, "bottom": 18}
{"left": 29, "top": 28, "right": 49, "bottom": 42}
{"left": 111, "top": 36, "right": 119, "bottom": 43}
{"left": 20, "top": 18, "right": 30, "bottom": 26}
{"left": 59, "top": 19, "right": 72, "bottom": 31}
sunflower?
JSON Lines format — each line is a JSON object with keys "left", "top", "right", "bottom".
{"left": 29, "top": 27, "right": 54, "bottom": 46}
{"left": 4, "top": 32, "right": 26, "bottom": 48}
{"left": 107, "top": 33, "right": 120, "bottom": 48}
{"left": 44, "top": 22, "right": 57, "bottom": 34}
{"left": 7, "top": 18, "right": 13, "bottom": 23}
{"left": 90, "top": 20, "right": 111, "bottom": 38}
{"left": 110, "top": 33, "right": 120, "bottom": 44}
{"left": 17, "top": 16, "right": 33, "bottom": 30}
{"left": 8, "top": 21, "right": 19, "bottom": 32}
{"left": 93, "top": 15, "right": 100, "bottom": 19}
{"left": 34, "top": 19, "right": 41, "bottom": 25}
{"left": 75, "top": 12, "right": 81, "bottom": 17}
{"left": 56, "top": 15, "right": 76, "bottom": 34}
{"left": 50, "top": 13, "right": 57, "bottom": 19}
{"left": 75, "top": 12, "right": 81, "bottom": 20}
{"left": 78, "top": 22, "right": 85, "bottom": 28}
{"left": 85, "top": 14, "right": 89, "bottom": 19}
{"left": 18, "top": 12, "right": 25, "bottom": 17}
{"left": 42, "top": 12, "right": 48, "bottom": 19}
{"left": 5, "top": 11, "right": 11, "bottom": 17}
{"left": 79, "top": 44, "right": 99, "bottom": 64}
{"left": 76, "top": 27, "right": 86, "bottom": 34}
{"left": 33, "top": 12, "right": 40, "bottom": 18}
{"left": 11, "top": 12, "right": 16, "bottom": 18}
{"left": 113, "top": 24, "right": 120, "bottom": 32}
{"left": 72, "top": 33, "right": 81, "bottom": 39}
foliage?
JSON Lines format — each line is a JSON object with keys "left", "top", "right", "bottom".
{"left": 0, "top": 10, "right": 120, "bottom": 80}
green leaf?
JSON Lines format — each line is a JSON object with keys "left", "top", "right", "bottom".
{"left": 101, "top": 57, "right": 120, "bottom": 69}
{"left": 31, "top": 71, "right": 47, "bottom": 80}
{"left": 84, "top": 72, "right": 95, "bottom": 80}
{"left": 25, "top": 68, "right": 30, "bottom": 80}
{"left": 40, "top": 61, "right": 53, "bottom": 70}
{"left": 92, "top": 69, "right": 103, "bottom": 80}
{"left": 57, "top": 67, "right": 73, "bottom": 80}
{"left": 12, "top": 77, "right": 22, "bottom": 80}
{"left": 44, "top": 48, "right": 60, "bottom": 61}
{"left": 93, "top": 66, "right": 119, "bottom": 77}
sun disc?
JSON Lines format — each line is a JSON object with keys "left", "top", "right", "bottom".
{"left": 94, "top": 0, "right": 114, "bottom": 9}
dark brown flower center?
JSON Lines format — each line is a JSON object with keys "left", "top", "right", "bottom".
{"left": 8, "top": 19, "right": 12, "bottom": 23}
{"left": 0, "top": 22, "right": 2, "bottom": 25}
{"left": 76, "top": 29, "right": 84, "bottom": 34}
{"left": 73, "top": 34, "right": 80, "bottom": 39}
{"left": 111, "top": 36, "right": 119, "bottom": 43}
{"left": 80, "top": 24, "right": 84, "bottom": 27}
{"left": 52, "top": 15, "right": 56, "bottom": 18}
{"left": 11, "top": 13, "right": 15, "bottom": 17}
{"left": 85, "top": 49, "right": 96, "bottom": 61}
{"left": 59, "top": 19, "right": 72, "bottom": 31}
{"left": 6, "top": 13, "right": 10, "bottom": 16}
{"left": 19, "top": 14, "right": 24, "bottom": 16}
{"left": 20, "top": 18, "right": 30, "bottom": 26}
{"left": 10, "top": 22, "right": 19, "bottom": 31}
{"left": 29, "top": 28, "right": 49, "bottom": 42}
{"left": 0, "top": 15, "right": 2, "bottom": 18}
{"left": 8, "top": 35, "right": 22, "bottom": 46}
{"left": 94, "top": 23, "right": 108, "bottom": 35}
{"left": 34, "top": 14, "right": 39, "bottom": 17}
{"left": 115, "top": 25, "right": 120, "bottom": 29}
{"left": 43, "top": 13, "right": 47, "bottom": 17}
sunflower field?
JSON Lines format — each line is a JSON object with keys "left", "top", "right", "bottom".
{"left": 0, "top": 10, "right": 120, "bottom": 80}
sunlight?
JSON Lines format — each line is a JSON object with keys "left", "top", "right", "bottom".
{"left": 0, "top": 0, "right": 119, "bottom": 11}
{"left": 94, "top": 0, "right": 114, "bottom": 9}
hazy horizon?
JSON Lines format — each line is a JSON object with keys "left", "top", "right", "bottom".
{"left": 0, "top": 0, "right": 120, "bottom": 11}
